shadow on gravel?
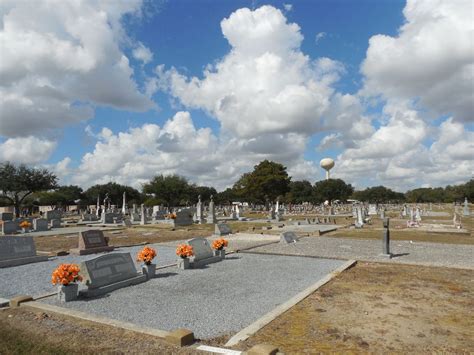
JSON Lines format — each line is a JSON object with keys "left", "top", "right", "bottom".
{"left": 155, "top": 272, "right": 178, "bottom": 278}
{"left": 391, "top": 253, "right": 410, "bottom": 258}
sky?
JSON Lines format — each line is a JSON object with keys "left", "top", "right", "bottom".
{"left": 0, "top": 0, "right": 473, "bottom": 192}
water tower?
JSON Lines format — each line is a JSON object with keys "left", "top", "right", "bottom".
{"left": 320, "top": 158, "right": 335, "bottom": 180}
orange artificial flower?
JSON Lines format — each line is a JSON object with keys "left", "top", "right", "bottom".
{"left": 19, "top": 221, "right": 32, "bottom": 228}
{"left": 137, "top": 246, "right": 157, "bottom": 265}
{"left": 51, "top": 264, "right": 82, "bottom": 286}
{"left": 212, "top": 238, "right": 228, "bottom": 250}
{"left": 176, "top": 244, "right": 194, "bottom": 258}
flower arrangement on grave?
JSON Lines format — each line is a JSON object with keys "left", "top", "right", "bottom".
{"left": 212, "top": 238, "right": 228, "bottom": 251}
{"left": 19, "top": 221, "right": 31, "bottom": 229}
{"left": 51, "top": 264, "right": 82, "bottom": 286}
{"left": 168, "top": 212, "right": 177, "bottom": 219}
{"left": 137, "top": 246, "right": 157, "bottom": 265}
{"left": 176, "top": 244, "right": 194, "bottom": 259}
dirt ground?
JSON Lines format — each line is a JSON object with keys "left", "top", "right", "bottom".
{"left": 237, "top": 262, "right": 474, "bottom": 353}
{"left": 0, "top": 307, "right": 207, "bottom": 355}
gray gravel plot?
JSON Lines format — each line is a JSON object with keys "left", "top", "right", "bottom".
{"left": 0, "top": 243, "right": 177, "bottom": 299}
{"left": 41, "top": 254, "right": 345, "bottom": 339}
{"left": 246, "top": 236, "right": 474, "bottom": 269}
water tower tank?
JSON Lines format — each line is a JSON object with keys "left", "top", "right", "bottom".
{"left": 320, "top": 158, "right": 335, "bottom": 180}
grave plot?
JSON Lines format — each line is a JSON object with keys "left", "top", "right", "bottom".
{"left": 0, "top": 244, "right": 177, "bottom": 299}
{"left": 40, "top": 253, "right": 345, "bottom": 339}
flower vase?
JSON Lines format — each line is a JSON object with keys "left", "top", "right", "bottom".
{"left": 177, "top": 257, "right": 190, "bottom": 270}
{"left": 58, "top": 283, "right": 78, "bottom": 302}
{"left": 214, "top": 249, "right": 225, "bottom": 259}
{"left": 142, "top": 263, "right": 156, "bottom": 279}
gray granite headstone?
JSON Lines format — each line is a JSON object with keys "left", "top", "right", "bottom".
{"left": 33, "top": 218, "right": 49, "bottom": 231}
{"left": 0, "top": 212, "right": 13, "bottom": 221}
{"left": 280, "top": 232, "right": 297, "bottom": 244}
{"left": 50, "top": 219, "right": 61, "bottom": 228}
{"left": 79, "top": 252, "right": 146, "bottom": 297}
{"left": 70, "top": 230, "right": 114, "bottom": 255}
{"left": 0, "top": 236, "right": 48, "bottom": 267}
{"left": 188, "top": 238, "right": 214, "bottom": 261}
{"left": 45, "top": 210, "right": 62, "bottom": 221}
{"left": 1, "top": 220, "right": 18, "bottom": 234}
{"left": 215, "top": 223, "right": 232, "bottom": 236}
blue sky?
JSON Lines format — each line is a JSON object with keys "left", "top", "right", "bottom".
{"left": 0, "top": 0, "right": 472, "bottom": 191}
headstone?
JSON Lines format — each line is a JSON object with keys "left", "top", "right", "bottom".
{"left": 0, "top": 212, "right": 13, "bottom": 221}
{"left": 50, "top": 219, "right": 61, "bottom": 228}
{"left": 45, "top": 210, "right": 62, "bottom": 222}
{"left": 196, "top": 196, "right": 204, "bottom": 224}
{"left": 0, "top": 236, "right": 48, "bottom": 268}
{"left": 79, "top": 253, "right": 146, "bottom": 298}
{"left": 123, "top": 218, "right": 132, "bottom": 227}
{"left": 175, "top": 208, "right": 193, "bottom": 226}
{"left": 1, "top": 220, "right": 18, "bottom": 234}
{"left": 140, "top": 204, "right": 146, "bottom": 225}
{"left": 382, "top": 217, "right": 391, "bottom": 258}
{"left": 463, "top": 198, "right": 470, "bottom": 216}
{"left": 33, "top": 218, "right": 48, "bottom": 232}
{"left": 215, "top": 223, "right": 232, "bottom": 236}
{"left": 355, "top": 207, "right": 363, "bottom": 228}
{"left": 280, "top": 231, "right": 297, "bottom": 244}
{"left": 187, "top": 237, "right": 221, "bottom": 268}
{"left": 206, "top": 196, "right": 216, "bottom": 224}
{"left": 368, "top": 204, "right": 377, "bottom": 215}
{"left": 70, "top": 230, "right": 115, "bottom": 255}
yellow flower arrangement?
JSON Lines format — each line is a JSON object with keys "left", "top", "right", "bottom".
{"left": 137, "top": 246, "right": 157, "bottom": 265}
{"left": 212, "top": 238, "right": 228, "bottom": 251}
{"left": 51, "top": 264, "right": 82, "bottom": 286}
{"left": 176, "top": 244, "right": 194, "bottom": 259}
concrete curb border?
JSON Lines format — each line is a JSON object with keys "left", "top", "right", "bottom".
{"left": 20, "top": 301, "right": 194, "bottom": 346}
{"left": 224, "top": 259, "right": 357, "bottom": 347}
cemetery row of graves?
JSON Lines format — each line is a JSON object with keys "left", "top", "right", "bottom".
{"left": 0, "top": 186, "right": 472, "bottom": 353}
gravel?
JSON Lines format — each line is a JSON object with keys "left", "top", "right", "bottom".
{"left": 40, "top": 253, "right": 345, "bottom": 339}
{"left": 246, "top": 236, "right": 474, "bottom": 269}
{"left": 0, "top": 243, "right": 178, "bottom": 299}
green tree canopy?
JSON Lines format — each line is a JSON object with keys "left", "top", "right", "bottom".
{"left": 142, "top": 175, "right": 193, "bottom": 207}
{"left": 232, "top": 160, "right": 291, "bottom": 203}
{"left": 0, "top": 162, "right": 58, "bottom": 216}
{"left": 84, "top": 182, "right": 141, "bottom": 206}
{"left": 35, "top": 185, "right": 84, "bottom": 208}
{"left": 313, "top": 178, "right": 354, "bottom": 203}
{"left": 190, "top": 185, "right": 217, "bottom": 203}
{"left": 285, "top": 180, "right": 313, "bottom": 204}
{"left": 352, "top": 186, "right": 405, "bottom": 203}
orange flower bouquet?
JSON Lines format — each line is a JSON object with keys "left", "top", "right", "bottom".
{"left": 212, "top": 238, "right": 228, "bottom": 251}
{"left": 176, "top": 244, "right": 194, "bottom": 259}
{"left": 168, "top": 212, "right": 177, "bottom": 219}
{"left": 19, "top": 221, "right": 31, "bottom": 229}
{"left": 137, "top": 246, "right": 157, "bottom": 265}
{"left": 51, "top": 264, "right": 82, "bottom": 286}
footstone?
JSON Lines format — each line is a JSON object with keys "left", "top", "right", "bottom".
{"left": 70, "top": 230, "right": 114, "bottom": 255}
{"left": 187, "top": 238, "right": 221, "bottom": 268}
{"left": 214, "top": 223, "right": 232, "bottom": 236}
{"left": 280, "top": 231, "right": 297, "bottom": 244}
{"left": 0, "top": 236, "right": 48, "bottom": 268}
{"left": 79, "top": 253, "right": 146, "bottom": 298}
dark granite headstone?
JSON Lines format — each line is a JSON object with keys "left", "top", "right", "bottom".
{"left": 215, "top": 223, "right": 232, "bottom": 236}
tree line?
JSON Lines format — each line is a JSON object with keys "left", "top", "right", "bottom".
{"left": 0, "top": 161, "right": 472, "bottom": 216}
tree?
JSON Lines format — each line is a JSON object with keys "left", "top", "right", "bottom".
{"left": 233, "top": 160, "right": 291, "bottom": 203}
{"left": 0, "top": 162, "right": 58, "bottom": 216}
{"left": 352, "top": 186, "right": 405, "bottom": 203}
{"left": 84, "top": 182, "right": 141, "bottom": 206}
{"left": 143, "top": 175, "right": 193, "bottom": 207}
{"left": 189, "top": 185, "right": 218, "bottom": 203}
{"left": 313, "top": 179, "right": 354, "bottom": 203}
{"left": 35, "top": 185, "right": 84, "bottom": 208}
{"left": 285, "top": 180, "right": 314, "bottom": 204}
{"left": 216, "top": 187, "right": 238, "bottom": 204}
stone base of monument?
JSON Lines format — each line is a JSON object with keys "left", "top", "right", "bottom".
{"left": 0, "top": 255, "right": 49, "bottom": 268}
{"left": 141, "top": 263, "right": 156, "bottom": 279}
{"left": 69, "top": 246, "right": 115, "bottom": 255}
{"left": 79, "top": 274, "right": 147, "bottom": 298}
{"left": 191, "top": 255, "right": 222, "bottom": 268}
{"left": 213, "top": 249, "right": 225, "bottom": 259}
{"left": 58, "top": 284, "right": 78, "bottom": 302}
{"left": 177, "top": 258, "right": 190, "bottom": 270}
